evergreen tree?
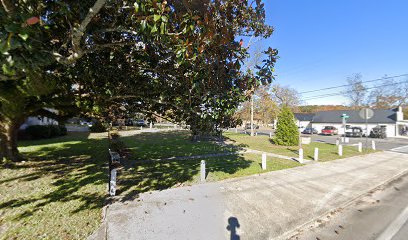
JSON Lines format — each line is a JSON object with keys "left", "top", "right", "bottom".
{"left": 273, "top": 106, "right": 299, "bottom": 146}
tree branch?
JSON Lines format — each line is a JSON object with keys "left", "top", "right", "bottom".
{"left": 55, "top": 0, "right": 107, "bottom": 65}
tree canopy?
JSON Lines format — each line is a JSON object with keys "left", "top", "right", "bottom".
{"left": 1, "top": 0, "right": 277, "bottom": 161}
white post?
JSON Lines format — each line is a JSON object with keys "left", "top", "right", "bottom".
{"left": 150, "top": 122, "right": 153, "bottom": 129}
{"left": 235, "top": 128, "right": 238, "bottom": 133}
{"left": 140, "top": 126, "right": 142, "bottom": 130}
{"left": 299, "top": 148, "right": 304, "bottom": 163}
{"left": 338, "top": 145, "right": 343, "bottom": 156}
{"left": 269, "top": 132, "right": 272, "bottom": 138}
{"left": 255, "top": 132, "right": 258, "bottom": 136}
{"left": 358, "top": 142, "right": 362, "bottom": 152}
{"left": 125, "top": 126, "right": 128, "bottom": 131}
{"left": 336, "top": 139, "right": 339, "bottom": 146}
{"left": 262, "top": 153, "right": 267, "bottom": 170}
{"left": 200, "top": 160, "right": 206, "bottom": 183}
{"left": 109, "top": 169, "right": 117, "bottom": 196}
{"left": 314, "top": 148, "right": 319, "bottom": 161}
{"left": 345, "top": 137, "right": 349, "bottom": 143}
{"left": 372, "top": 140, "right": 376, "bottom": 150}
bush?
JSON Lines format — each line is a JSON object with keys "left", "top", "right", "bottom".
{"left": 90, "top": 121, "right": 107, "bottom": 132}
{"left": 59, "top": 125, "right": 67, "bottom": 136}
{"left": 25, "top": 125, "right": 51, "bottom": 139}
{"left": 273, "top": 106, "right": 299, "bottom": 146}
{"left": 49, "top": 125, "right": 61, "bottom": 137}
{"left": 24, "top": 125, "right": 67, "bottom": 140}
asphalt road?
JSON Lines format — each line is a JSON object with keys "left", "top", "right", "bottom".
{"left": 293, "top": 146, "right": 408, "bottom": 240}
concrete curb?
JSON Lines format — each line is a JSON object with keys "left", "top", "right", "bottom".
{"left": 87, "top": 204, "right": 109, "bottom": 240}
{"left": 276, "top": 167, "right": 408, "bottom": 240}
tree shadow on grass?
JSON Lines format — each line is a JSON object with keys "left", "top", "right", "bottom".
{"left": 1, "top": 132, "right": 110, "bottom": 220}
{"left": 117, "top": 152, "right": 252, "bottom": 202}
{"left": 2, "top": 131, "right": 252, "bottom": 222}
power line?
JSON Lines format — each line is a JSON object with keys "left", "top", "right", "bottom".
{"left": 303, "top": 80, "right": 408, "bottom": 101}
{"left": 299, "top": 73, "right": 408, "bottom": 94}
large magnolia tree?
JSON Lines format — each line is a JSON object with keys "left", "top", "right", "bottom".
{"left": 1, "top": 0, "right": 276, "bottom": 161}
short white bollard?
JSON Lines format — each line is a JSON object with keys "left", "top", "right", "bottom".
{"left": 345, "top": 137, "right": 349, "bottom": 143}
{"left": 125, "top": 126, "right": 128, "bottom": 131}
{"left": 150, "top": 122, "right": 153, "bottom": 129}
{"left": 338, "top": 145, "right": 343, "bottom": 156}
{"left": 314, "top": 148, "right": 319, "bottom": 161}
{"left": 200, "top": 160, "right": 206, "bottom": 183}
{"left": 235, "top": 128, "right": 238, "bottom": 133}
{"left": 269, "top": 132, "right": 272, "bottom": 138}
{"left": 299, "top": 148, "right": 304, "bottom": 163}
{"left": 255, "top": 132, "right": 258, "bottom": 136}
{"left": 262, "top": 153, "right": 267, "bottom": 170}
{"left": 109, "top": 169, "right": 117, "bottom": 196}
{"left": 140, "top": 126, "right": 143, "bottom": 130}
{"left": 372, "top": 140, "right": 376, "bottom": 150}
{"left": 358, "top": 142, "right": 362, "bottom": 152}
{"left": 336, "top": 139, "right": 339, "bottom": 146}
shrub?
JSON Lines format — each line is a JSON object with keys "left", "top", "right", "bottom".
{"left": 25, "top": 125, "right": 51, "bottom": 139}
{"left": 24, "top": 125, "right": 67, "bottom": 139}
{"left": 273, "top": 106, "right": 299, "bottom": 146}
{"left": 90, "top": 121, "right": 107, "bottom": 132}
{"left": 49, "top": 125, "right": 61, "bottom": 137}
{"left": 59, "top": 125, "right": 67, "bottom": 136}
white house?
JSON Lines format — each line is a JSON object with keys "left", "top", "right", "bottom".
{"left": 294, "top": 107, "right": 408, "bottom": 138}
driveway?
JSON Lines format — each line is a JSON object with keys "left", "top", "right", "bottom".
{"left": 93, "top": 147, "right": 408, "bottom": 240}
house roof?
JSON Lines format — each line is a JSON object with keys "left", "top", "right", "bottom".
{"left": 295, "top": 109, "right": 398, "bottom": 124}
{"left": 294, "top": 113, "right": 315, "bottom": 122}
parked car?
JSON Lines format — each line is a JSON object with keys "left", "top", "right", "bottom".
{"left": 345, "top": 127, "right": 363, "bottom": 137}
{"left": 135, "top": 119, "right": 146, "bottom": 126}
{"left": 370, "top": 125, "right": 387, "bottom": 139}
{"left": 302, "top": 127, "right": 318, "bottom": 134}
{"left": 245, "top": 123, "right": 259, "bottom": 129}
{"left": 321, "top": 126, "right": 338, "bottom": 135}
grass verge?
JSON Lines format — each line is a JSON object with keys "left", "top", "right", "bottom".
{"left": 224, "top": 132, "right": 377, "bottom": 162}
{"left": 1, "top": 130, "right": 301, "bottom": 239}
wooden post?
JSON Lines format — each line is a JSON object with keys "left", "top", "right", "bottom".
{"left": 314, "top": 148, "right": 319, "bottom": 161}
{"left": 200, "top": 160, "right": 206, "bottom": 183}
{"left": 299, "top": 148, "right": 304, "bottom": 163}
{"left": 262, "top": 153, "right": 267, "bottom": 170}
{"left": 338, "top": 145, "right": 343, "bottom": 156}
{"left": 358, "top": 142, "right": 362, "bottom": 152}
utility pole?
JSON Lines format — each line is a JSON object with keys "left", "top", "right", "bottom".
{"left": 250, "top": 93, "right": 254, "bottom": 136}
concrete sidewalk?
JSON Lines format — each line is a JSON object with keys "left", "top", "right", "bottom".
{"left": 94, "top": 149, "right": 408, "bottom": 240}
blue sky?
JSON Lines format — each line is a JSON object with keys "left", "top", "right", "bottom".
{"left": 254, "top": 0, "right": 408, "bottom": 105}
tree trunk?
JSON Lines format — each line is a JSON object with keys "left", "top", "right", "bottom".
{"left": 0, "top": 121, "right": 23, "bottom": 162}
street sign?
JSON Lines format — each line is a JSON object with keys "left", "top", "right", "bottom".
{"left": 359, "top": 108, "right": 374, "bottom": 120}
{"left": 341, "top": 113, "right": 350, "bottom": 119}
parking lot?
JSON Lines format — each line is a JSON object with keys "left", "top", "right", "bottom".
{"left": 234, "top": 128, "right": 408, "bottom": 151}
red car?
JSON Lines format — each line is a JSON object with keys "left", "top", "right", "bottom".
{"left": 321, "top": 126, "right": 338, "bottom": 135}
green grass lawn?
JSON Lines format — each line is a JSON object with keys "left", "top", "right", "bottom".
{"left": 120, "top": 130, "right": 229, "bottom": 160}
{"left": 224, "top": 132, "right": 376, "bottom": 162}
{"left": 0, "top": 130, "right": 301, "bottom": 239}
{"left": 118, "top": 153, "right": 301, "bottom": 201}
